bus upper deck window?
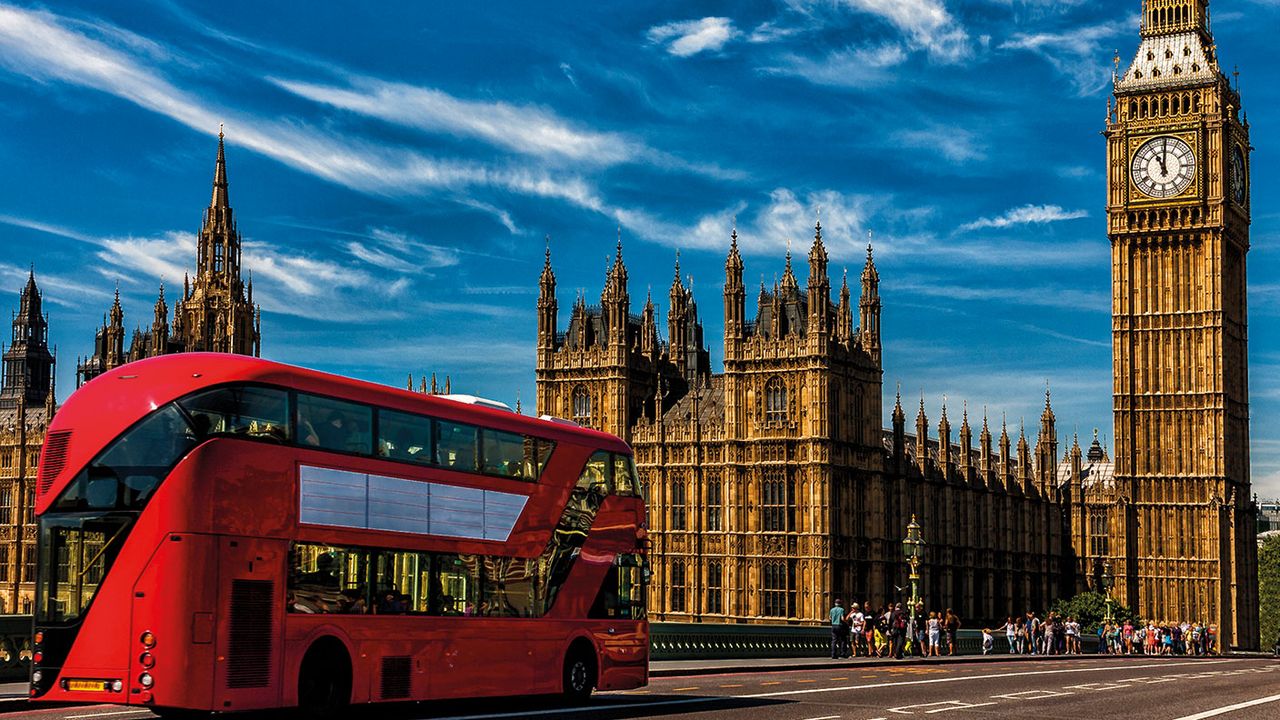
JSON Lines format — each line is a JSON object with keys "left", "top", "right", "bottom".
{"left": 436, "top": 421, "right": 478, "bottom": 473}
{"left": 178, "top": 385, "right": 291, "bottom": 442}
{"left": 297, "top": 394, "right": 373, "bottom": 455}
{"left": 378, "top": 410, "right": 434, "bottom": 465}
{"left": 481, "top": 429, "right": 527, "bottom": 479}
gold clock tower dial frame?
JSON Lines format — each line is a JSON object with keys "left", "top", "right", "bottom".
{"left": 1102, "top": 0, "right": 1258, "bottom": 650}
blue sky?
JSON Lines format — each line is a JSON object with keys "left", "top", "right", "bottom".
{"left": 0, "top": 1, "right": 1277, "bottom": 497}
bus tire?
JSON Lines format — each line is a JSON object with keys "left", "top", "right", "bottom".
{"left": 297, "top": 637, "right": 352, "bottom": 717}
{"left": 562, "top": 640, "right": 596, "bottom": 702}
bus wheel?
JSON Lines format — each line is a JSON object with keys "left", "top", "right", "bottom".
{"left": 562, "top": 641, "right": 596, "bottom": 702}
{"left": 298, "top": 637, "right": 352, "bottom": 717}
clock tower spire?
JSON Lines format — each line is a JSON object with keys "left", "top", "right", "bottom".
{"left": 1105, "top": 0, "right": 1257, "bottom": 648}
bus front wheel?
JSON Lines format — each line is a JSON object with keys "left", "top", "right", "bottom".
{"left": 562, "top": 641, "right": 597, "bottom": 702}
{"left": 298, "top": 637, "right": 352, "bottom": 717}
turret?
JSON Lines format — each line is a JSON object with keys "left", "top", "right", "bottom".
{"left": 958, "top": 402, "right": 974, "bottom": 483}
{"left": 537, "top": 242, "right": 558, "bottom": 353}
{"left": 1036, "top": 387, "right": 1059, "bottom": 493}
{"left": 938, "top": 399, "right": 952, "bottom": 475}
{"left": 980, "top": 410, "right": 994, "bottom": 486}
{"left": 859, "top": 240, "right": 881, "bottom": 365}
{"left": 150, "top": 283, "right": 169, "bottom": 357}
{"left": 915, "top": 396, "right": 929, "bottom": 476}
{"left": 807, "top": 219, "right": 830, "bottom": 332}
{"left": 892, "top": 387, "right": 906, "bottom": 473}
{"left": 602, "top": 233, "right": 630, "bottom": 346}
{"left": 724, "top": 227, "right": 745, "bottom": 344}
{"left": 668, "top": 253, "right": 688, "bottom": 369}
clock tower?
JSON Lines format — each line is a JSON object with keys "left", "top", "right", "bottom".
{"left": 1106, "top": 0, "right": 1258, "bottom": 647}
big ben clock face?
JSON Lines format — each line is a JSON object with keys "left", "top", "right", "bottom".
{"left": 1131, "top": 136, "right": 1197, "bottom": 199}
{"left": 1231, "top": 146, "right": 1247, "bottom": 205}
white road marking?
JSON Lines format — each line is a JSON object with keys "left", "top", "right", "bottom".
{"left": 800, "top": 715, "right": 842, "bottom": 720}
{"left": 889, "top": 700, "right": 998, "bottom": 715}
{"left": 425, "top": 697, "right": 723, "bottom": 720}
{"left": 742, "top": 660, "right": 1234, "bottom": 699}
{"left": 65, "top": 712, "right": 153, "bottom": 720}
{"left": 1172, "top": 693, "right": 1280, "bottom": 720}
{"left": 1064, "top": 682, "right": 1132, "bottom": 691}
{"left": 991, "top": 689, "right": 1074, "bottom": 700}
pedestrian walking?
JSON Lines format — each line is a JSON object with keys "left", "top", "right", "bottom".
{"left": 829, "top": 599, "right": 848, "bottom": 659}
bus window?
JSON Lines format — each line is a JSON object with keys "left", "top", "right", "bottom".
{"left": 433, "top": 554, "right": 480, "bottom": 616}
{"left": 436, "top": 422, "right": 478, "bottom": 473}
{"left": 378, "top": 410, "right": 433, "bottom": 465}
{"left": 588, "top": 554, "right": 648, "bottom": 620}
{"left": 53, "top": 405, "right": 198, "bottom": 512}
{"left": 534, "top": 438, "right": 555, "bottom": 477}
{"left": 582, "top": 451, "right": 610, "bottom": 494}
{"left": 178, "top": 385, "right": 291, "bottom": 442}
{"left": 297, "top": 395, "right": 373, "bottom": 455}
{"left": 369, "top": 549, "right": 429, "bottom": 614}
{"left": 289, "top": 544, "right": 369, "bottom": 615}
{"left": 483, "top": 556, "right": 537, "bottom": 617}
{"left": 37, "top": 515, "right": 130, "bottom": 624}
{"left": 481, "top": 429, "right": 527, "bottom": 479}
{"left": 614, "top": 454, "right": 641, "bottom": 497}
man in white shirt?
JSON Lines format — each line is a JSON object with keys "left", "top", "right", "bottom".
{"left": 849, "top": 604, "right": 866, "bottom": 657}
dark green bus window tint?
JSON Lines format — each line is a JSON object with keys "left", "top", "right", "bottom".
{"left": 378, "top": 410, "right": 434, "bottom": 465}
{"left": 481, "top": 429, "right": 527, "bottom": 479}
{"left": 178, "top": 385, "right": 290, "bottom": 442}
{"left": 436, "top": 421, "right": 477, "bottom": 472}
{"left": 297, "top": 395, "right": 373, "bottom": 455}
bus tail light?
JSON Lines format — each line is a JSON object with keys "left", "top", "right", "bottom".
{"left": 140, "top": 631, "right": 156, "bottom": 648}
{"left": 139, "top": 673, "right": 154, "bottom": 689}
{"left": 139, "top": 652, "right": 155, "bottom": 669}
{"left": 32, "top": 652, "right": 42, "bottom": 664}
{"left": 33, "top": 631, "right": 43, "bottom": 644}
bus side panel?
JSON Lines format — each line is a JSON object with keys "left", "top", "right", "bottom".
{"left": 130, "top": 533, "right": 218, "bottom": 711}
{"left": 213, "top": 536, "right": 286, "bottom": 712}
{"left": 428, "top": 619, "right": 533, "bottom": 700}
{"left": 593, "top": 621, "right": 648, "bottom": 691}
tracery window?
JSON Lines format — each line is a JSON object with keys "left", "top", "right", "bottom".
{"left": 671, "top": 478, "right": 687, "bottom": 531}
{"left": 1089, "top": 509, "right": 1110, "bottom": 558}
{"left": 705, "top": 473, "right": 722, "bottom": 532}
{"left": 761, "top": 470, "right": 792, "bottom": 533}
{"left": 706, "top": 561, "right": 723, "bottom": 615}
{"left": 761, "top": 560, "right": 795, "bottom": 618}
{"left": 764, "top": 377, "right": 787, "bottom": 424}
{"left": 571, "top": 385, "right": 592, "bottom": 426}
{"left": 669, "top": 561, "right": 686, "bottom": 613}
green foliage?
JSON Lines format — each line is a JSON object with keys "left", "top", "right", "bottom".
{"left": 1049, "top": 591, "right": 1140, "bottom": 632}
{"left": 1260, "top": 535, "right": 1280, "bottom": 652}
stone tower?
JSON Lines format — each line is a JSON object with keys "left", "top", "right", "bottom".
{"left": 78, "top": 130, "right": 262, "bottom": 386}
{"left": 174, "top": 128, "right": 261, "bottom": 356}
{"left": 1106, "top": 0, "right": 1258, "bottom": 647}
{"left": 0, "top": 270, "right": 55, "bottom": 410}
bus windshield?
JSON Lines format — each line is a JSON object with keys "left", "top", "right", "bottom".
{"left": 36, "top": 514, "right": 131, "bottom": 624}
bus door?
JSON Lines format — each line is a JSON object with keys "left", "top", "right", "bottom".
{"left": 213, "top": 537, "right": 285, "bottom": 712}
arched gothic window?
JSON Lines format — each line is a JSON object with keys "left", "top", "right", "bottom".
{"left": 761, "top": 560, "right": 795, "bottom": 618}
{"left": 571, "top": 385, "right": 592, "bottom": 425}
{"left": 765, "top": 377, "right": 787, "bottom": 424}
{"left": 706, "top": 561, "right": 723, "bottom": 615}
{"left": 670, "top": 561, "right": 686, "bottom": 613}
{"left": 670, "top": 478, "right": 687, "bottom": 531}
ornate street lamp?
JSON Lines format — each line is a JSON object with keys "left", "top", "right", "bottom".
{"left": 903, "top": 515, "right": 925, "bottom": 609}
{"left": 1100, "top": 560, "right": 1115, "bottom": 626}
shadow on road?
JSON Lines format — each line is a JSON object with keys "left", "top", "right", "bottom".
{"left": 252, "top": 694, "right": 790, "bottom": 720}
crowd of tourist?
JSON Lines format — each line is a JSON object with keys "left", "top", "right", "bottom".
{"left": 828, "top": 600, "right": 962, "bottom": 659}
{"left": 828, "top": 600, "right": 1225, "bottom": 660}
{"left": 1094, "top": 620, "right": 1220, "bottom": 656}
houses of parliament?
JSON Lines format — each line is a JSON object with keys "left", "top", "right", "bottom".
{"left": 0, "top": 0, "right": 1261, "bottom": 648}
{"left": 537, "top": 0, "right": 1260, "bottom": 647}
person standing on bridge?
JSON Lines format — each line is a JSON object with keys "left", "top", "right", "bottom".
{"left": 830, "top": 599, "right": 849, "bottom": 659}
{"left": 944, "top": 608, "right": 961, "bottom": 656}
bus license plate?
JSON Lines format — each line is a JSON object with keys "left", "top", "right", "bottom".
{"left": 67, "top": 680, "right": 107, "bottom": 692}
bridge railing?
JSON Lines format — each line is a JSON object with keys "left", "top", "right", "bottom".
{"left": 0, "top": 615, "right": 31, "bottom": 682}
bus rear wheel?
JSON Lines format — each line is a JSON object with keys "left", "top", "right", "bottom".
{"left": 562, "top": 642, "right": 596, "bottom": 702}
{"left": 297, "top": 638, "right": 352, "bottom": 718}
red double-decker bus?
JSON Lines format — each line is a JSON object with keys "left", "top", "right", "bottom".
{"left": 31, "top": 353, "right": 648, "bottom": 715}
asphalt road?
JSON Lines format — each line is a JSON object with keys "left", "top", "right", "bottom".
{"left": 12, "top": 656, "right": 1280, "bottom": 720}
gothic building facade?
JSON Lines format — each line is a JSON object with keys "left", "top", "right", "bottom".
{"left": 536, "top": 229, "right": 1072, "bottom": 625}
{"left": 1092, "top": 0, "right": 1259, "bottom": 647}
{"left": 0, "top": 272, "right": 57, "bottom": 613}
{"left": 77, "top": 130, "right": 262, "bottom": 386}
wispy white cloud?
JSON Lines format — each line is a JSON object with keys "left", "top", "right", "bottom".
{"left": 1000, "top": 18, "right": 1130, "bottom": 96}
{"left": 895, "top": 277, "right": 1110, "bottom": 314}
{"left": 785, "top": 0, "right": 970, "bottom": 62}
{"left": 0, "top": 5, "right": 608, "bottom": 212}
{"left": 270, "top": 75, "right": 638, "bottom": 165}
{"left": 959, "top": 204, "right": 1089, "bottom": 232}
{"left": 647, "top": 17, "right": 738, "bottom": 57}
{"left": 893, "top": 124, "right": 987, "bottom": 163}
{"left": 762, "top": 43, "right": 907, "bottom": 88}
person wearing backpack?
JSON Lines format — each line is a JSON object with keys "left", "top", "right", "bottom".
{"left": 890, "top": 603, "right": 909, "bottom": 659}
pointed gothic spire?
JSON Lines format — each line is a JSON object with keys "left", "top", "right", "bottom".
{"left": 211, "top": 124, "right": 229, "bottom": 210}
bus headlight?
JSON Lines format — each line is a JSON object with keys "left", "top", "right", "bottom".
{"left": 138, "top": 673, "right": 154, "bottom": 689}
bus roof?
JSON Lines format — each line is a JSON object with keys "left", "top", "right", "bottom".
{"left": 38, "top": 353, "right": 629, "bottom": 513}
